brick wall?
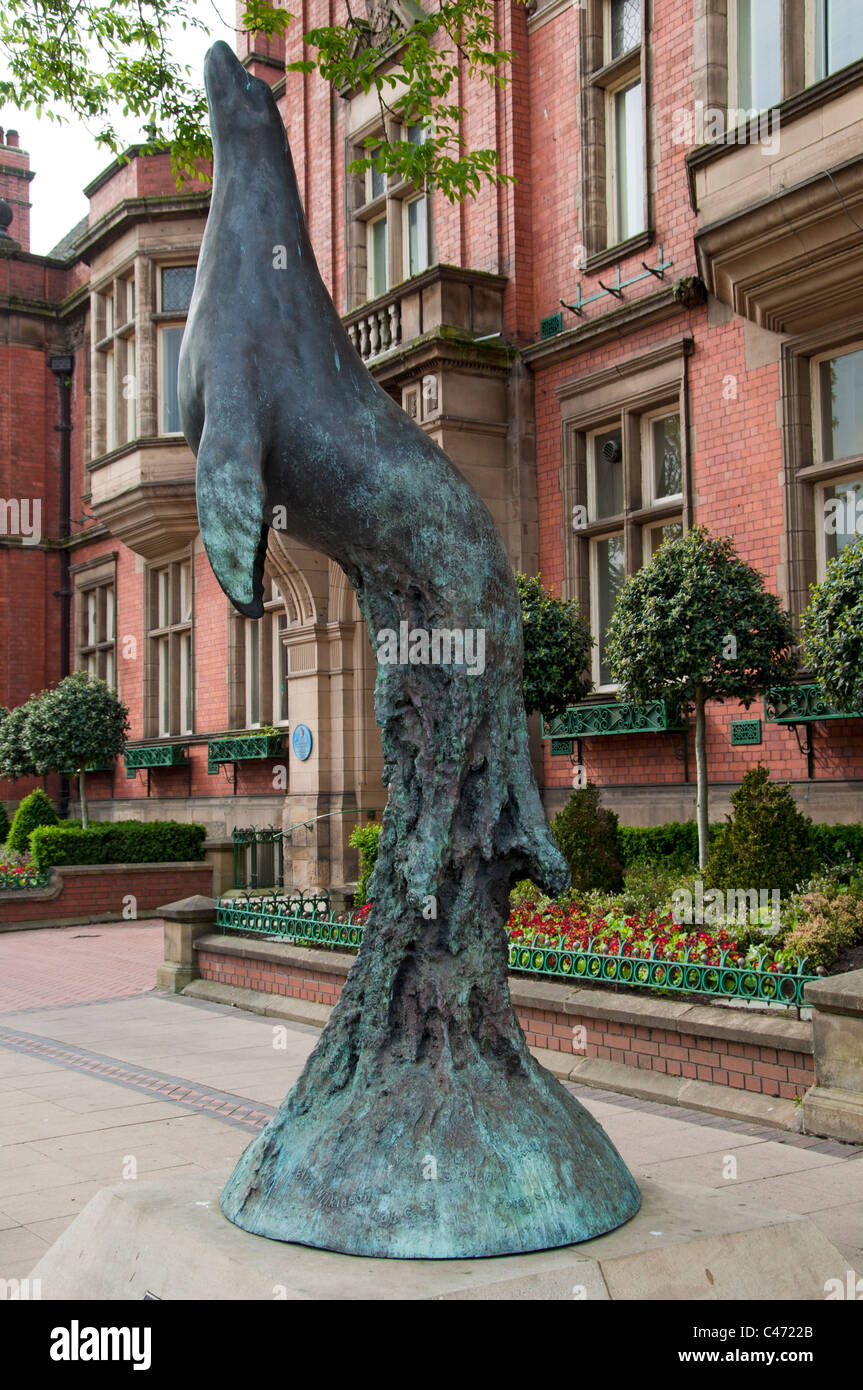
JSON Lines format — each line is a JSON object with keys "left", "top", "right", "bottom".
{"left": 517, "top": 1004, "right": 814, "bottom": 1101}
{"left": 0, "top": 861, "right": 213, "bottom": 929}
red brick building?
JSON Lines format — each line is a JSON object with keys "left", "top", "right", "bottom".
{"left": 2, "top": 0, "right": 863, "bottom": 887}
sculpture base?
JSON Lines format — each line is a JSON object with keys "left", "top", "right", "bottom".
{"left": 27, "top": 1170, "right": 846, "bottom": 1300}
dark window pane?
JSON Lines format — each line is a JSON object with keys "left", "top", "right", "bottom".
{"left": 653, "top": 415, "right": 682, "bottom": 498}
{"left": 593, "top": 428, "right": 624, "bottom": 518}
{"left": 161, "top": 265, "right": 197, "bottom": 312}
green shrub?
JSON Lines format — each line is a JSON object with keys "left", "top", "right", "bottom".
{"left": 29, "top": 819, "right": 207, "bottom": 869}
{"left": 783, "top": 891, "right": 863, "bottom": 970}
{"left": 551, "top": 782, "right": 623, "bottom": 893}
{"left": 7, "top": 788, "right": 58, "bottom": 855}
{"left": 349, "top": 821, "right": 382, "bottom": 907}
{"left": 705, "top": 765, "right": 816, "bottom": 898}
{"left": 0, "top": 802, "right": 9, "bottom": 847}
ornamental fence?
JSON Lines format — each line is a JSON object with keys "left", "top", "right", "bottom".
{"left": 216, "top": 894, "right": 818, "bottom": 1007}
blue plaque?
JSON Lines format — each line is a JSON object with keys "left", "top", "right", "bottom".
{"left": 292, "top": 724, "right": 313, "bottom": 761}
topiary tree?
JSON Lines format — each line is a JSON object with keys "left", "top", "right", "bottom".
{"left": 551, "top": 781, "right": 623, "bottom": 893}
{"left": 605, "top": 527, "right": 798, "bottom": 869}
{"left": 6, "top": 787, "right": 58, "bottom": 856}
{"left": 21, "top": 672, "right": 129, "bottom": 829}
{"left": 705, "top": 764, "right": 816, "bottom": 898}
{"left": 516, "top": 572, "right": 593, "bottom": 719}
{"left": 800, "top": 535, "right": 863, "bottom": 713}
{"left": 0, "top": 700, "right": 38, "bottom": 781}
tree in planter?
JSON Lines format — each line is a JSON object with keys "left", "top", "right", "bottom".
{"left": 0, "top": 701, "right": 38, "bottom": 781}
{"left": 604, "top": 527, "right": 797, "bottom": 869}
{"left": 516, "top": 573, "right": 594, "bottom": 719}
{"left": 800, "top": 535, "right": 863, "bottom": 713}
{"left": 21, "top": 673, "right": 129, "bottom": 830}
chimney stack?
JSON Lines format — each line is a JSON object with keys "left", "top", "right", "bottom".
{"left": 0, "top": 129, "right": 32, "bottom": 251}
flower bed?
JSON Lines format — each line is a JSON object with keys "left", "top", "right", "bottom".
{"left": 0, "top": 864, "right": 51, "bottom": 890}
{"left": 507, "top": 902, "right": 805, "bottom": 975}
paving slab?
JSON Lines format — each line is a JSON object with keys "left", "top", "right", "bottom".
{"left": 26, "top": 1170, "right": 849, "bottom": 1302}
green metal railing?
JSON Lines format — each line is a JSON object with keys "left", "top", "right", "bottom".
{"left": 216, "top": 896, "right": 816, "bottom": 1006}
{"left": 232, "top": 827, "right": 286, "bottom": 890}
{"left": 231, "top": 811, "right": 382, "bottom": 889}
{"left": 207, "top": 733, "right": 286, "bottom": 775}
{"left": 217, "top": 891, "right": 365, "bottom": 947}
{"left": 764, "top": 684, "right": 863, "bottom": 724}
{"left": 541, "top": 699, "right": 685, "bottom": 743}
{"left": 0, "top": 867, "right": 52, "bottom": 890}
{"left": 508, "top": 940, "right": 817, "bottom": 1008}
{"left": 124, "top": 743, "right": 190, "bottom": 777}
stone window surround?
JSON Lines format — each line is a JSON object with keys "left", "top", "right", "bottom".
{"left": 88, "top": 249, "right": 198, "bottom": 462}
{"left": 781, "top": 314, "right": 863, "bottom": 622}
{"left": 228, "top": 574, "right": 293, "bottom": 731}
{"left": 70, "top": 552, "right": 118, "bottom": 688}
{"left": 578, "top": 0, "right": 654, "bottom": 269}
{"left": 557, "top": 337, "right": 694, "bottom": 688}
{"left": 345, "top": 112, "right": 433, "bottom": 312}
{"left": 143, "top": 548, "right": 195, "bottom": 739}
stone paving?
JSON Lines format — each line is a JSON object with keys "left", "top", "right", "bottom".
{"left": 0, "top": 921, "right": 163, "bottom": 1012}
{"left": 0, "top": 923, "right": 862, "bottom": 1289}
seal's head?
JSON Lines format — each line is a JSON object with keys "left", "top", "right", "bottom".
{"left": 204, "top": 40, "right": 283, "bottom": 157}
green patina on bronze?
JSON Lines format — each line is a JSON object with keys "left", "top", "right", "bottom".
{"left": 178, "top": 41, "right": 640, "bottom": 1259}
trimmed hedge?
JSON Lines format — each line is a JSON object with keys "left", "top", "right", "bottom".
{"left": 810, "top": 823, "right": 863, "bottom": 869}
{"left": 29, "top": 819, "right": 207, "bottom": 869}
{"left": 0, "top": 801, "right": 8, "bottom": 846}
{"left": 618, "top": 821, "right": 718, "bottom": 868}
{"left": 618, "top": 818, "right": 862, "bottom": 875}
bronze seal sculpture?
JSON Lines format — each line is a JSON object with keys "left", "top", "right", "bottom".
{"left": 179, "top": 40, "right": 640, "bottom": 1258}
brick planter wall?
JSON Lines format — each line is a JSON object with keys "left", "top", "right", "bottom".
{"left": 0, "top": 862, "right": 214, "bottom": 930}
{"left": 194, "top": 933, "right": 815, "bottom": 1102}
{"left": 516, "top": 1002, "right": 813, "bottom": 1100}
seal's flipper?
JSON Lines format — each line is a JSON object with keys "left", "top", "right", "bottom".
{"left": 195, "top": 420, "right": 269, "bottom": 618}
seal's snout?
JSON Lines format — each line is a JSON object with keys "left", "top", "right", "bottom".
{"left": 204, "top": 39, "right": 244, "bottom": 85}
{"left": 204, "top": 39, "right": 263, "bottom": 116}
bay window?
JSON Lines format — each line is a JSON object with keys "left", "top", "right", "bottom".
{"left": 348, "top": 120, "right": 432, "bottom": 308}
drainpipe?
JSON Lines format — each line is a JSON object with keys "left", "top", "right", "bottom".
{"left": 49, "top": 353, "right": 74, "bottom": 820}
